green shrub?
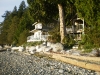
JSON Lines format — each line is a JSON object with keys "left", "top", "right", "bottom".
{"left": 23, "top": 41, "right": 43, "bottom": 47}
{"left": 63, "top": 35, "right": 75, "bottom": 48}
{"left": 48, "top": 24, "right": 60, "bottom": 43}
{"left": 83, "top": 49, "right": 92, "bottom": 53}
{"left": 48, "top": 32, "right": 60, "bottom": 43}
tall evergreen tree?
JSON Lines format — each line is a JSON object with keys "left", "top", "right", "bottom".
{"left": 7, "top": 16, "right": 19, "bottom": 44}
{"left": 0, "top": 11, "right": 12, "bottom": 44}
{"left": 11, "top": 6, "right": 18, "bottom": 17}
{"left": 18, "top": 1, "right": 26, "bottom": 17}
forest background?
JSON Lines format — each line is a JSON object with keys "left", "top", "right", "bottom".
{"left": 0, "top": 0, "right": 100, "bottom": 52}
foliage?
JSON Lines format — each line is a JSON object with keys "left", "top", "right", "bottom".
{"left": 23, "top": 41, "right": 43, "bottom": 47}
{"left": 0, "top": 11, "right": 12, "bottom": 44}
{"left": 48, "top": 24, "right": 60, "bottom": 43}
{"left": 0, "top": 1, "right": 31, "bottom": 45}
{"left": 48, "top": 32, "right": 60, "bottom": 43}
{"left": 18, "top": 29, "right": 29, "bottom": 45}
{"left": 75, "top": 0, "right": 100, "bottom": 50}
{"left": 0, "top": 0, "right": 100, "bottom": 51}
{"left": 18, "top": 1, "right": 26, "bottom": 17}
{"left": 27, "top": 0, "right": 59, "bottom": 23}
{"left": 63, "top": 35, "right": 75, "bottom": 48}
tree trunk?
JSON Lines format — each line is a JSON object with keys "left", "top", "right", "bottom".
{"left": 58, "top": 4, "right": 66, "bottom": 44}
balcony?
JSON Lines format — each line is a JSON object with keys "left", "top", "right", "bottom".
{"left": 27, "top": 35, "right": 49, "bottom": 42}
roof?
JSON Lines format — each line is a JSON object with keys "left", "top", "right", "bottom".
{"left": 32, "top": 22, "right": 42, "bottom": 26}
{"left": 75, "top": 19, "right": 83, "bottom": 24}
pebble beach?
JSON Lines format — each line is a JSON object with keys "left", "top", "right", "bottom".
{"left": 0, "top": 51, "right": 99, "bottom": 75}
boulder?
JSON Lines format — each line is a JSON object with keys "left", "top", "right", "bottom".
{"left": 18, "top": 46, "right": 24, "bottom": 52}
{"left": 11, "top": 46, "right": 24, "bottom": 52}
{"left": 90, "top": 49, "right": 100, "bottom": 57}
{"left": 50, "top": 43, "right": 64, "bottom": 52}
{"left": 60, "top": 50, "right": 66, "bottom": 54}
{"left": 0, "top": 46, "right": 2, "bottom": 50}
{"left": 36, "top": 45, "right": 46, "bottom": 52}
{"left": 66, "top": 50, "right": 72, "bottom": 54}
{"left": 36, "top": 45, "right": 52, "bottom": 52}
{"left": 28, "top": 46, "right": 36, "bottom": 54}
{"left": 35, "top": 43, "right": 64, "bottom": 53}
{"left": 44, "top": 46, "right": 52, "bottom": 52}
{"left": 47, "top": 42, "right": 52, "bottom": 47}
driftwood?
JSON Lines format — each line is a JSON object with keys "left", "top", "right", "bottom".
{"left": 44, "top": 52, "right": 100, "bottom": 72}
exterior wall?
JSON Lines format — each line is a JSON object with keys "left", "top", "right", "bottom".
{"left": 27, "top": 31, "right": 48, "bottom": 42}
{"left": 35, "top": 23, "right": 42, "bottom": 29}
{"left": 34, "top": 31, "right": 42, "bottom": 39}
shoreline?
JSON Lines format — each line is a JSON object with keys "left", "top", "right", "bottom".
{"left": 0, "top": 51, "right": 99, "bottom": 75}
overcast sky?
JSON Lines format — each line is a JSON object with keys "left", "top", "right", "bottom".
{"left": 0, "top": 0, "right": 28, "bottom": 22}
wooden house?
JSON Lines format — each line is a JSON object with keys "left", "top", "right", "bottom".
{"left": 27, "top": 22, "right": 49, "bottom": 42}
{"left": 66, "top": 18, "right": 84, "bottom": 41}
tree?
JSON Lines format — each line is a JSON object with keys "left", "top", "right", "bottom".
{"left": 18, "top": 1, "right": 26, "bottom": 17}
{"left": 27, "top": 0, "right": 67, "bottom": 43}
{"left": 14, "top": 8, "right": 33, "bottom": 45}
{"left": 2, "top": 11, "right": 11, "bottom": 20}
{"left": 11, "top": 6, "right": 18, "bottom": 17}
{"left": 75, "top": 0, "right": 100, "bottom": 49}
{"left": 46, "top": 0, "right": 76, "bottom": 44}
{"left": 0, "top": 11, "right": 12, "bottom": 44}
{"left": 0, "top": 1, "right": 30, "bottom": 45}
{"left": 58, "top": 4, "right": 66, "bottom": 43}
{"left": 7, "top": 16, "right": 19, "bottom": 44}
{"left": 18, "top": 29, "right": 29, "bottom": 45}
{"left": 27, "top": 0, "right": 58, "bottom": 23}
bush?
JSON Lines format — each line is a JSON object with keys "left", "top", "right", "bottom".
{"left": 81, "top": 26, "right": 100, "bottom": 52}
{"left": 79, "top": 34, "right": 98, "bottom": 52}
{"left": 48, "top": 33, "right": 60, "bottom": 43}
{"left": 23, "top": 41, "right": 43, "bottom": 47}
{"left": 48, "top": 24, "right": 60, "bottom": 43}
{"left": 63, "top": 35, "right": 75, "bottom": 48}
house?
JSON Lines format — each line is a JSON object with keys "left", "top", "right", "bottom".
{"left": 73, "top": 18, "right": 84, "bottom": 41}
{"left": 66, "top": 18, "right": 84, "bottom": 41}
{"left": 27, "top": 22, "right": 50, "bottom": 42}
{"left": 66, "top": 17, "right": 85, "bottom": 49}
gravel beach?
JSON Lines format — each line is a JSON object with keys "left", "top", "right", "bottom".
{"left": 0, "top": 51, "right": 98, "bottom": 75}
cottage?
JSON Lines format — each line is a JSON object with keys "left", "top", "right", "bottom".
{"left": 27, "top": 22, "right": 49, "bottom": 42}
{"left": 73, "top": 18, "right": 84, "bottom": 41}
{"left": 66, "top": 17, "right": 85, "bottom": 49}
{"left": 66, "top": 18, "right": 84, "bottom": 41}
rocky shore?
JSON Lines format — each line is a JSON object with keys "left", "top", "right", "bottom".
{"left": 0, "top": 51, "right": 99, "bottom": 75}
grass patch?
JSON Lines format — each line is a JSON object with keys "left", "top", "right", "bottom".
{"left": 83, "top": 49, "right": 92, "bottom": 53}
{"left": 23, "top": 41, "right": 43, "bottom": 47}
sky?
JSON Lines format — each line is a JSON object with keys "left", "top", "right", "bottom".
{"left": 0, "top": 0, "right": 28, "bottom": 23}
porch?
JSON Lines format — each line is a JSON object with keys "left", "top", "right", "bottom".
{"left": 27, "top": 35, "right": 49, "bottom": 42}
